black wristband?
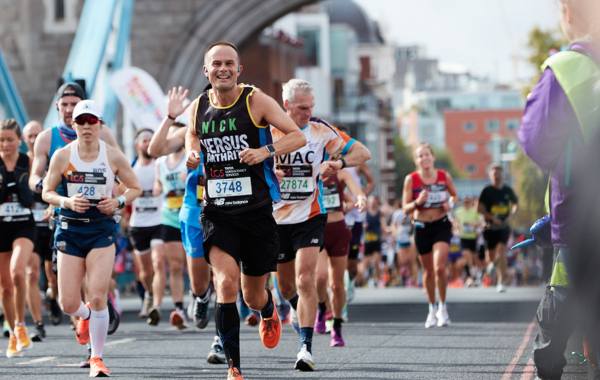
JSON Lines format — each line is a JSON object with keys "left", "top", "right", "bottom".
{"left": 167, "top": 114, "right": 176, "bottom": 121}
{"left": 339, "top": 158, "right": 347, "bottom": 169}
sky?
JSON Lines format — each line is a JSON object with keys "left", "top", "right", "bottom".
{"left": 354, "top": 0, "right": 560, "bottom": 84}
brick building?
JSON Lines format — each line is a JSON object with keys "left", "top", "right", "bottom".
{"left": 444, "top": 109, "right": 522, "bottom": 179}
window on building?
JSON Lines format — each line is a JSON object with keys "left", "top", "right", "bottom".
{"left": 506, "top": 118, "right": 520, "bottom": 132}
{"left": 465, "top": 164, "right": 477, "bottom": 174}
{"left": 463, "top": 143, "right": 477, "bottom": 154}
{"left": 298, "top": 29, "right": 320, "bottom": 67}
{"left": 463, "top": 121, "right": 475, "bottom": 132}
{"left": 54, "top": 0, "right": 65, "bottom": 20}
{"left": 43, "top": 0, "right": 77, "bottom": 33}
{"left": 486, "top": 119, "right": 500, "bottom": 133}
{"left": 333, "top": 78, "right": 345, "bottom": 112}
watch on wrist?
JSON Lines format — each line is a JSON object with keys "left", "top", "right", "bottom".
{"left": 265, "top": 144, "right": 276, "bottom": 158}
{"left": 339, "top": 157, "right": 347, "bottom": 169}
{"left": 117, "top": 195, "right": 126, "bottom": 209}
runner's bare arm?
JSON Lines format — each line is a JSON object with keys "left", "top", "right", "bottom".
{"left": 402, "top": 175, "right": 426, "bottom": 214}
{"left": 322, "top": 136, "right": 371, "bottom": 177}
{"left": 97, "top": 147, "right": 142, "bottom": 215}
{"left": 339, "top": 170, "right": 366, "bottom": 211}
{"left": 445, "top": 172, "right": 458, "bottom": 210}
{"left": 240, "top": 91, "right": 306, "bottom": 165}
{"left": 343, "top": 139, "right": 371, "bottom": 166}
{"left": 359, "top": 163, "right": 375, "bottom": 195}
{"left": 153, "top": 163, "right": 163, "bottom": 197}
{"left": 149, "top": 87, "right": 191, "bottom": 157}
{"left": 185, "top": 98, "right": 202, "bottom": 169}
{"left": 29, "top": 129, "right": 51, "bottom": 192}
{"left": 148, "top": 122, "right": 186, "bottom": 157}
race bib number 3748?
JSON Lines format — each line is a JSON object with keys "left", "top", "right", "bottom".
{"left": 207, "top": 177, "right": 252, "bottom": 198}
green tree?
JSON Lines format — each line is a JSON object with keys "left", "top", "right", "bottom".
{"left": 393, "top": 137, "right": 414, "bottom": 196}
{"left": 522, "top": 27, "right": 567, "bottom": 96}
{"left": 434, "top": 148, "right": 463, "bottom": 179}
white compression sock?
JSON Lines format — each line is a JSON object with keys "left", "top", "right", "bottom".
{"left": 89, "top": 308, "right": 109, "bottom": 358}
{"left": 69, "top": 302, "right": 91, "bottom": 320}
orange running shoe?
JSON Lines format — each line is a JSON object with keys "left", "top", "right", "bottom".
{"left": 6, "top": 333, "right": 22, "bottom": 358}
{"left": 76, "top": 305, "right": 91, "bottom": 345}
{"left": 227, "top": 365, "right": 244, "bottom": 380}
{"left": 89, "top": 356, "right": 111, "bottom": 377}
{"left": 482, "top": 274, "right": 492, "bottom": 288}
{"left": 15, "top": 325, "right": 32, "bottom": 351}
{"left": 259, "top": 295, "right": 281, "bottom": 349}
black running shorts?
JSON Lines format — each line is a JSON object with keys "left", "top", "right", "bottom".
{"left": 414, "top": 216, "right": 452, "bottom": 255}
{"left": 364, "top": 241, "right": 382, "bottom": 256}
{"left": 35, "top": 227, "right": 53, "bottom": 261}
{"left": 348, "top": 222, "right": 363, "bottom": 260}
{"left": 202, "top": 205, "right": 279, "bottom": 276}
{"left": 160, "top": 224, "right": 181, "bottom": 243}
{"left": 130, "top": 225, "right": 163, "bottom": 252}
{"left": 483, "top": 227, "right": 510, "bottom": 250}
{"left": 277, "top": 214, "right": 327, "bottom": 263}
{"left": 460, "top": 238, "right": 477, "bottom": 253}
{"left": 0, "top": 221, "right": 36, "bottom": 252}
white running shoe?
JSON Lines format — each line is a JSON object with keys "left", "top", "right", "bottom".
{"left": 496, "top": 283, "right": 506, "bottom": 293}
{"left": 425, "top": 309, "right": 438, "bottom": 328}
{"left": 436, "top": 306, "right": 450, "bottom": 327}
{"left": 294, "top": 344, "right": 315, "bottom": 371}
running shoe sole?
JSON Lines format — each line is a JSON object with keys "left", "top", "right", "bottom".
{"left": 107, "top": 300, "right": 120, "bottom": 335}
{"left": 170, "top": 311, "right": 186, "bottom": 330}
{"left": 147, "top": 309, "right": 160, "bottom": 326}
{"left": 49, "top": 299, "right": 63, "bottom": 325}
{"left": 294, "top": 359, "right": 315, "bottom": 372}
{"left": 207, "top": 352, "right": 227, "bottom": 364}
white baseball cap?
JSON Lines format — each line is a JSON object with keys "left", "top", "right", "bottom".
{"left": 73, "top": 99, "right": 102, "bottom": 120}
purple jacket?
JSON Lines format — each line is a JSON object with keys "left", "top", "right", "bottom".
{"left": 518, "top": 43, "right": 597, "bottom": 246}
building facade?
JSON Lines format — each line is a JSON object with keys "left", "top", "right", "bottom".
{"left": 444, "top": 108, "right": 522, "bottom": 179}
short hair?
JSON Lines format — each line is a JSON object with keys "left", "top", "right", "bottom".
{"left": 134, "top": 128, "right": 154, "bottom": 142}
{"left": 414, "top": 142, "right": 434, "bottom": 157}
{"left": 204, "top": 41, "right": 240, "bottom": 64}
{"left": 282, "top": 79, "right": 313, "bottom": 103}
{"left": 1, "top": 119, "right": 22, "bottom": 138}
{"left": 489, "top": 162, "right": 503, "bottom": 171}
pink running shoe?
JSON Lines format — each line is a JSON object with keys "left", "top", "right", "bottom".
{"left": 314, "top": 310, "right": 326, "bottom": 334}
{"left": 330, "top": 327, "right": 345, "bottom": 347}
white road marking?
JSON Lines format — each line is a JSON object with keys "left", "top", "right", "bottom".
{"left": 105, "top": 338, "right": 136, "bottom": 347}
{"left": 17, "top": 356, "right": 57, "bottom": 365}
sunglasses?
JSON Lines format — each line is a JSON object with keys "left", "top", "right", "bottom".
{"left": 74, "top": 114, "right": 100, "bottom": 125}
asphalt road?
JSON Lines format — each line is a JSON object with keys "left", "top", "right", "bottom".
{"left": 0, "top": 287, "right": 588, "bottom": 379}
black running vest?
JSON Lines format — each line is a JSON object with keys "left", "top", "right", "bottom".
{"left": 0, "top": 153, "right": 33, "bottom": 209}
{"left": 194, "top": 85, "right": 279, "bottom": 214}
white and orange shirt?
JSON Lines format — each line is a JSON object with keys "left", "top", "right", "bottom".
{"left": 272, "top": 117, "right": 352, "bottom": 225}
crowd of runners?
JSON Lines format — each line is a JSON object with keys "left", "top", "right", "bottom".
{"left": 0, "top": 41, "right": 532, "bottom": 379}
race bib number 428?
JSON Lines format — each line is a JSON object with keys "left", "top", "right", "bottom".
{"left": 207, "top": 177, "right": 252, "bottom": 198}
{"left": 66, "top": 183, "right": 106, "bottom": 200}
